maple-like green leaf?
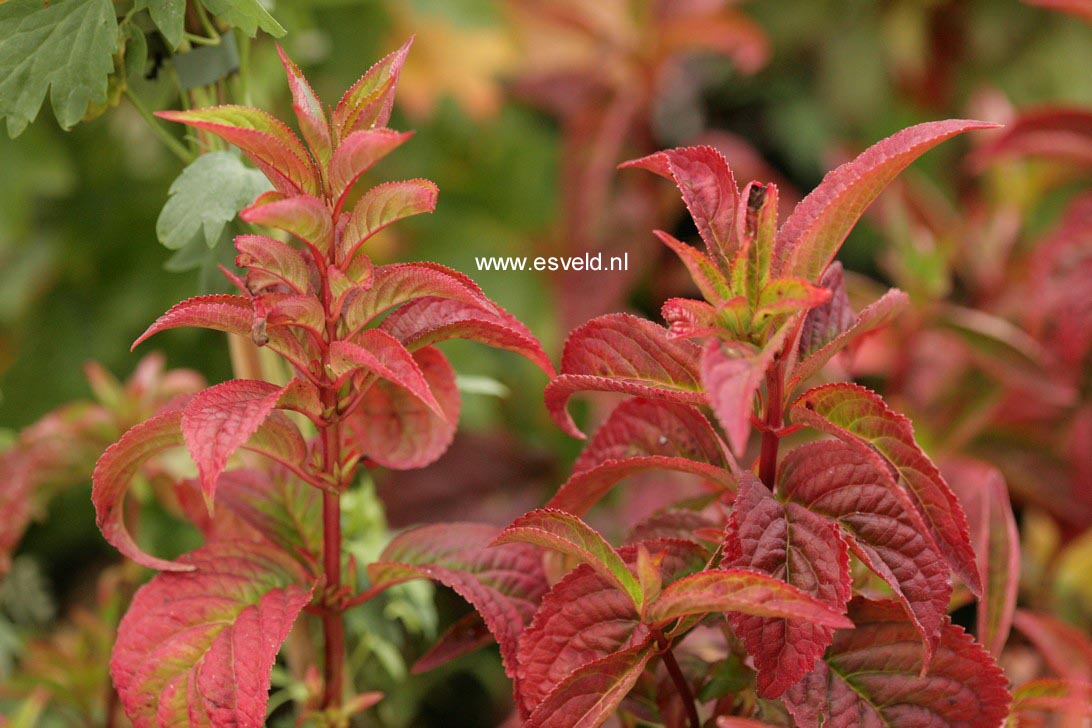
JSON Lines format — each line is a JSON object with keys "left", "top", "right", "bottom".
{"left": 0, "top": 0, "right": 119, "bottom": 137}
{"left": 199, "top": 0, "right": 285, "bottom": 38}
{"left": 144, "top": 0, "right": 185, "bottom": 50}
{"left": 156, "top": 151, "right": 272, "bottom": 250}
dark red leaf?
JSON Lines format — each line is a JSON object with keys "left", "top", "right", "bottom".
{"left": 783, "top": 599, "right": 1011, "bottom": 728}
{"left": 723, "top": 473, "right": 852, "bottom": 697}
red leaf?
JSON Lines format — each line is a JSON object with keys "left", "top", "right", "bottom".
{"left": 411, "top": 612, "right": 493, "bottom": 675}
{"left": 132, "top": 295, "right": 311, "bottom": 369}
{"left": 783, "top": 599, "right": 1011, "bottom": 728}
{"left": 1009, "top": 678, "right": 1092, "bottom": 725}
{"left": 276, "top": 45, "right": 332, "bottom": 164}
{"left": 110, "top": 539, "right": 312, "bottom": 727}
{"left": 971, "top": 106, "right": 1092, "bottom": 168}
{"left": 662, "top": 297, "right": 720, "bottom": 339}
{"left": 790, "top": 383, "right": 981, "bottom": 594}
{"left": 1012, "top": 610, "right": 1092, "bottom": 683}
{"left": 94, "top": 405, "right": 307, "bottom": 571}
{"left": 525, "top": 644, "right": 654, "bottom": 728}
{"left": 329, "top": 129, "right": 414, "bottom": 210}
{"left": 546, "top": 314, "right": 704, "bottom": 438}
{"left": 181, "top": 380, "right": 298, "bottom": 510}
{"left": 240, "top": 194, "right": 333, "bottom": 255}
{"left": 797, "top": 262, "right": 855, "bottom": 359}
{"left": 790, "top": 288, "right": 908, "bottom": 387}
{"left": 780, "top": 441, "right": 950, "bottom": 663}
{"left": 774, "top": 120, "right": 996, "bottom": 282}
{"left": 156, "top": 106, "right": 320, "bottom": 195}
{"left": 548, "top": 398, "right": 733, "bottom": 516}
{"left": 343, "top": 262, "right": 492, "bottom": 334}
{"left": 701, "top": 337, "right": 780, "bottom": 458}
{"left": 330, "top": 333, "right": 445, "bottom": 419}
{"left": 366, "top": 523, "right": 549, "bottom": 679}
{"left": 495, "top": 509, "right": 643, "bottom": 607}
{"left": 343, "top": 346, "right": 459, "bottom": 469}
{"left": 380, "top": 297, "right": 555, "bottom": 376}
{"left": 723, "top": 473, "right": 852, "bottom": 697}
{"left": 943, "top": 459, "right": 1019, "bottom": 659}
{"left": 333, "top": 38, "right": 412, "bottom": 136}
{"left": 234, "top": 234, "right": 312, "bottom": 295}
{"left": 644, "top": 569, "right": 854, "bottom": 630}
{"left": 621, "top": 146, "right": 739, "bottom": 263}
{"left": 516, "top": 563, "right": 648, "bottom": 717}
{"left": 260, "top": 293, "right": 326, "bottom": 339}
{"left": 214, "top": 467, "right": 322, "bottom": 566}
{"left": 340, "top": 179, "right": 439, "bottom": 263}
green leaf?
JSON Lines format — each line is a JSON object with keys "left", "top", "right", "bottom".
{"left": 123, "top": 22, "right": 148, "bottom": 83}
{"left": 157, "top": 151, "right": 272, "bottom": 251}
{"left": 0, "top": 0, "right": 119, "bottom": 137}
{"left": 146, "top": 0, "right": 185, "bottom": 49}
{"left": 198, "top": 0, "right": 286, "bottom": 38}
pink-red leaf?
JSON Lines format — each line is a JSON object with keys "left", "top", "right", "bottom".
{"left": 972, "top": 107, "right": 1092, "bottom": 168}
{"left": 783, "top": 598, "right": 1011, "bottom": 728}
{"left": 240, "top": 194, "right": 333, "bottom": 255}
{"left": 516, "top": 563, "right": 648, "bottom": 718}
{"left": 343, "top": 346, "right": 459, "bottom": 469}
{"left": 330, "top": 333, "right": 445, "bottom": 419}
{"left": 340, "top": 179, "right": 439, "bottom": 263}
{"left": 723, "top": 473, "right": 852, "bottom": 697}
{"left": 156, "top": 106, "right": 319, "bottom": 195}
{"left": 276, "top": 45, "right": 332, "bottom": 163}
{"left": 944, "top": 459, "right": 1019, "bottom": 659}
{"left": 234, "top": 234, "right": 312, "bottom": 295}
{"left": 1012, "top": 610, "right": 1092, "bottom": 683}
{"left": 411, "top": 612, "right": 493, "bottom": 675}
{"left": 779, "top": 441, "right": 949, "bottom": 664}
{"left": 645, "top": 568, "right": 854, "bottom": 630}
{"left": 790, "top": 383, "right": 981, "bottom": 594}
{"left": 546, "top": 314, "right": 704, "bottom": 438}
{"left": 774, "top": 120, "right": 996, "bottom": 282}
{"left": 1009, "top": 678, "right": 1092, "bottom": 726}
{"left": 621, "top": 146, "right": 739, "bottom": 263}
{"left": 333, "top": 38, "right": 412, "bottom": 136}
{"left": 790, "top": 288, "right": 909, "bottom": 387}
{"left": 797, "top": 262, "right": 855, "bottom": 359}
{"left": 110, "top": 539, "right": 312, "bottom": 727}
{"left": 495, "top": 509, "right": 642, "bottom": 607}
{"left": 525, "top": 644, "right": 654, "bottom": 728}
{"left": 366, "top": 523, "right": 549, "bottom": 679}
{"left": 181, "top": 380, "right": 286, "bottom": 509}
{"left": 701, "top": 338, "right": 778, "bottom": 457}
{"left": 214, "top": 467, "right": 322, "bottom": 565}
{"left": 548, "top": 398, "right": 733, "bottom": 516}
{"left": 380, "top": 296, "right": 555, "bottom": 376}
{"left": 92, "top": 410, "right": 189, "bottom": 572}
{"left": 343, "top": 262, "right": 492, "bottom": 333}
{"left": 662, "top": 297, "right": 720, "bottom": 339}
{"left": 328, "top": 129, "right": 413, "bottom": 210}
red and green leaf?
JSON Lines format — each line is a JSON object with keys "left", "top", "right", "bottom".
{"left": 329, "top": 333, "right": 445, "bottom": 419}
{"left": 652, "top": 230, "right": 733, "bottom": 303}
{"left": 342, "top": 346, "right": 459, "bottom": 470}
{"left": 723, "top": 473, "right": 852, "bottom": 697}
{"left": 342, "top": 262, "right": 492, "bottom": 333}
{"left": 234, "top": 234, "right": 312, "bottom": 295}
{"left": 276, "top": 44, "right": 332, "bottom": 164}
{"left": 366, "top": 523, "right": 549, "bottom": 679}
{"left": 790, "top": 383, "right": 981, "bottom": 594}
{"left": 779, "top": 441, "right": 950, "bottom": 662}
{"left": 782, "top": 599, "right": 1011, "bottom": 728}
{"left": 110, "top": 539, "right": 312, "bottom": 727}
{"left": 333, "top": 38, "right": 412, "bottom": 137}
{"left": 340, "top": 179, "right": 439, "bottom": 263}
{"left": 240, "top": 194, "right": 333, "bottom": 255}
{"left": 546, "top": 314, "right": 704, "bottom": 438}
{"left": 495, "top": 509, "right": 643, "bottom": 607}
{"left": 701, "top": 338, "right": 778, "bottom": 457}
{"left": 156, "top": 106, "right": 320, "bottom": 196}
{"left": 773, "top": 119, "right": 996, "bottom": 282}
{"left": 328, "top": 129, "right": 413, "bottom": 210}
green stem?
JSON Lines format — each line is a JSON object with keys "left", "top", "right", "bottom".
{"left": 124, "top": 89, "right": 194, "bottom": 164}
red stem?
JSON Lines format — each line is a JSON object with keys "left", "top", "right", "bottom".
{"left": 758, "top": 357, "right": 784, "bottom": 487}
{"left": 654, "top": 630, "right": 700, "bottom": 728}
